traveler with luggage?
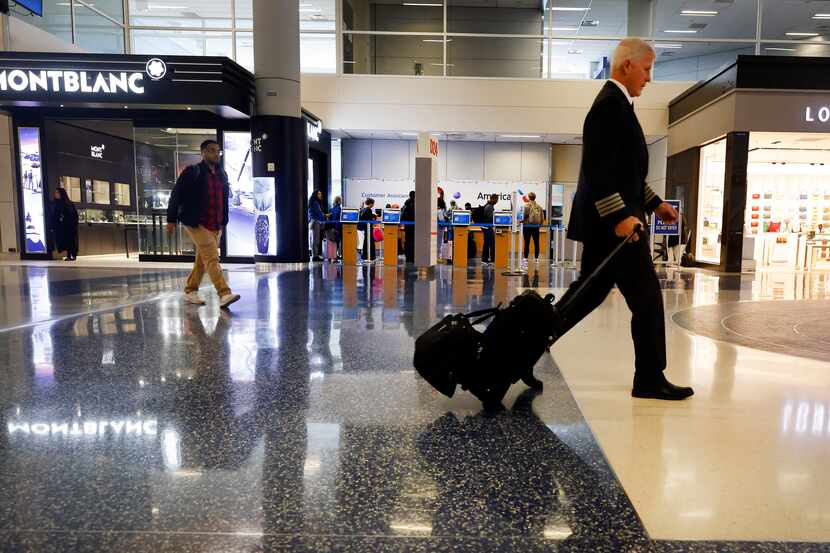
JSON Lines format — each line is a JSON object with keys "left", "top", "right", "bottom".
{"left": 521, "top": 192, "right": 544, "bottom": 262}
{"left": 166, "top": 139, "right": 240, "bottom": 309}
{"left": 481, "top": 194, "right": 498, "bottom": 265}
{"left": 308, "top": 189, "right": 326, "bottom": 261}
{"left": 556, "top": 38, "right": 692, "bottom": 401}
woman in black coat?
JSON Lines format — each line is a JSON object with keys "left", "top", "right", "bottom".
{"left": 50, "top": 187, "right": 79, "bottom": 261}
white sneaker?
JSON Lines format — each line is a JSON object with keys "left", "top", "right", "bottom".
{"left": 184, "top": 292, "right": 206, "bottom": 305}
{"left": 219, "top": 293, "right": 241, "bottom": 309}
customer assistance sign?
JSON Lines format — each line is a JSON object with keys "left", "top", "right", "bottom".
{"left": 654, "top": 199, "right": 681, "bottom": 236}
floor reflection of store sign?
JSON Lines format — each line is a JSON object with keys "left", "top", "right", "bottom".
{"left": 805, "top": 106, "right": 830, "bottom": 123}
{"left": 7, "top": 418, "right": 158, "bottom": 438}
{"left": 0, "top": 69, "right": 146, "bottom": 95}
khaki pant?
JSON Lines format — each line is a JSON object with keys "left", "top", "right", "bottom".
{"left": 184, "top": 225, "right": 231, "bottom": 296}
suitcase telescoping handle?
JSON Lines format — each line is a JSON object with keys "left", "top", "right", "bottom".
{"left": 554, "top": 224, "right": 643, "bottom": 318}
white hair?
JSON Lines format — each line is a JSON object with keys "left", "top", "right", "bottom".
{"left": 611, "top": 38, "right": 655, "bottom": 72}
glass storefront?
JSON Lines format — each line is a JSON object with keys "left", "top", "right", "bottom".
{"left": 696, "top": 139, "right": 727, "bottom": 265}
{"left": 133, "top": 127, "right": 217, "bottom": 257}
{"left": 744, "top": 132, "right": 830, "bottom": 271}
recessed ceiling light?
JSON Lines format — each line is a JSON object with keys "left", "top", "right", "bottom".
{"left": 664, "top": 29, "right": 698, "bottom": 34}
{"left": 549, "top": 6, "right": 589, "bottom": 11}
{"left": 550, "top": 40, "right": 574, "bottom": 46}
{"left": 501, "top": 134, "right": 541, "bottom": 139}
{"left": 654, "top": 43, "right": 683, "bottom": 49}
{"left": 551, "top": 27, "right": 579, "bottom": 31}
{"left": 567, "top": 49, "right": 584, "bottom": 54}
{"left": 422, "top": 38, "right": 452, "bottom": 43}
{"left": 123, "top": 105, "right": 128, "bottom": 108}
{"left": 186, "top": 107, "right": 192, "bottom": 110}
{"left": 786, "top": 32, "right": 819, "bottom": 36}
{"left": 402, "top": 2, "right": 442, "bottom": 6}
{"left": 681, "top": 10, "right": 718, "bottom": 16}
{"left": 813, "top": 13, "right": 830, "bottom": 19}
{"left": 298, "top": 7, "right": 321, "bottom": 12}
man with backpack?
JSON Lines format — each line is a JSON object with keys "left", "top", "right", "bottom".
{"left": 166, "top": 139, "right": 241, "bottom": 309}
{"left": 522, "top": 192, "right": 544, "bottom": 262}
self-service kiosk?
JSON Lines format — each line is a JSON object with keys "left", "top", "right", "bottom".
{"left": 340, "top": 208, "right": 360, "bottom": 265}
{"left": 493, "top": 211, "right": 512, "bottom": 269}
{"left": 382, "top": 209, "right": 401, "bottom": 266}
{"left": 451, "top": 210, "right": 471, "bottom": 268}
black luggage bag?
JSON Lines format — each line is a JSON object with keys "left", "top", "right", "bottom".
{"left": 414, "top": 228, "right": 640, "bottom": 409}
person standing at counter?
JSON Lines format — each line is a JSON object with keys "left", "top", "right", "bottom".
{"left": 328, "top": 195, "right": 342, "bottom": 261}
{"left": 522, "top": 191, "right": 544, "bottom": 262}
{"left": 402, "top": 191, "right": 416, "bottom": 263}
{"left": 166, "top": 139, "right": 241, "bottom": 309}
{"left": 50, "top": 187, "right": 79, "bottom": 261}
{"left": 308, "top": 189, "right": 327, "bottom": 262}
{"left": 358, "top": 197, "right": 377, "bottom": 262}
{"left": 481, "top": 194, "right": 498, "bottom": 265}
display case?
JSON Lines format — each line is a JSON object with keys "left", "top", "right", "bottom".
{"left": 696, "top": 139, "right": 727, "bottom": 264}
{"left": 60, "top": 175, "right": 82, "bottom": 202}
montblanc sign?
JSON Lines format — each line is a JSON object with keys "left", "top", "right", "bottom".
{"left": 0, "top": 58, "right": 168, "bottom": 96}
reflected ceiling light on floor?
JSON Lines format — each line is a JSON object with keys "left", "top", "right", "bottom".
{"left": 765, "top": 47, "right": 796, "bottom": 52}
{"left": 681, "top": 10, "right": 718, "bottom": 16}
{"left": 654, "top": 43, "right": 683, "bottom": 49}
{"left": 664, "top": 29, "right": 698, "bottom": 33}
{"left": 402, "top": 2, "right": 442, "bottom": 5}
{"left": 786, "top": 32, "right": 820, "bottom": 37}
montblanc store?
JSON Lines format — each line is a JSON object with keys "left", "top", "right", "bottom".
{"left": 667, "top": 55, "right": 830, "bottom": 273}
{"left": 2, "top": 52, "right": 330, "bottom": 263}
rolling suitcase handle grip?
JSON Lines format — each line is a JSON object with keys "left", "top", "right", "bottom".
{"left": 554, "top": 224, "right": 643, "bottom": 319}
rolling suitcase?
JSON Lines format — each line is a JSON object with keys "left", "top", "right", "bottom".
{"left": 414, "top": 227, "right": 641, "bottom": 409}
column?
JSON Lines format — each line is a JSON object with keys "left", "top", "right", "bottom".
{"left": 721, "top": 131, "right": 750, "bottom": 273}
{"left": 251, "top": 0, "right": 308, "bottom": 263}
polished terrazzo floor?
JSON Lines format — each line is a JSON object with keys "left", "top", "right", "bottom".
{"left": 0, "top": 262, "right": 828, "bottom": 552}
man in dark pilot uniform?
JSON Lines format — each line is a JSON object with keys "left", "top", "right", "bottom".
{"left": 557, "top": 38, "right": 693, "bottom": 401}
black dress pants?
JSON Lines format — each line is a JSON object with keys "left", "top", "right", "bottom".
{"left": 482, "top": 229, "right": 495, "bottom": 263}
{"left": 404, "top": 225, "right": 415, "bottom": 262}
{"left": 555, "top": 236, "right": 666, "bottom": 379}
{"left": 523, "top": 227, "right": 540, "bottom": 259}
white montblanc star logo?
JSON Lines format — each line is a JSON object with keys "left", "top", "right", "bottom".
{"left": 145, "top": 58, "right": 167, "bottom": 81}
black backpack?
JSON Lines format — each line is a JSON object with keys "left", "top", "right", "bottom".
{"left": 414, "top": 291, "right": 557, "bottom": 409}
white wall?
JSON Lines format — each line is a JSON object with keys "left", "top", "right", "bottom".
{"left": 302, "top": 75, "right": 694, "bottom": 139}
{"left": 343, "top": 139, "right": 550, "bottom": 182}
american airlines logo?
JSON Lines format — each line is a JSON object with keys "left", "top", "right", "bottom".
{"left": 0, "top": 69, "right": 146, "bottom": 95}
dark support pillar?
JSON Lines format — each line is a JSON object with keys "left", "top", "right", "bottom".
{"left": 252, "top": 0, "right": 308, "bottom": 263}
{"left": 721, "top": 131, "right": 750, "bottom": 273}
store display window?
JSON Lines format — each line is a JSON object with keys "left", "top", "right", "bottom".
{"left": 696, "top": 138, "right": 726, "bottom": 264}
{"left": 115, "top": 182, "right": 131, "bottom": 206}
{"left": 60, "top": 176, "right": 82, "bottom": 202}
{"left": 93, "top": 180, "right": 110, "bottom": 205}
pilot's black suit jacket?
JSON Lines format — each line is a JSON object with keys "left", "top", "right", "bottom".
{"left": 567, "top": 81, "right": 662, "bottom": 244}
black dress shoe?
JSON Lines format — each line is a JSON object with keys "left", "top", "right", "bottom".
{"left": 632, "top": 374, "right": 694, "bottom": 401}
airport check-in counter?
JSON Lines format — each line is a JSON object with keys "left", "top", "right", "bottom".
{"left": 382, "top": 208, "right": 401, "bottom": 266}
{"left": 450, "top": 210, "right": 471, "bottom": 268}
{"left": 340, "top": 208, "right": 360, "bottom": 265}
